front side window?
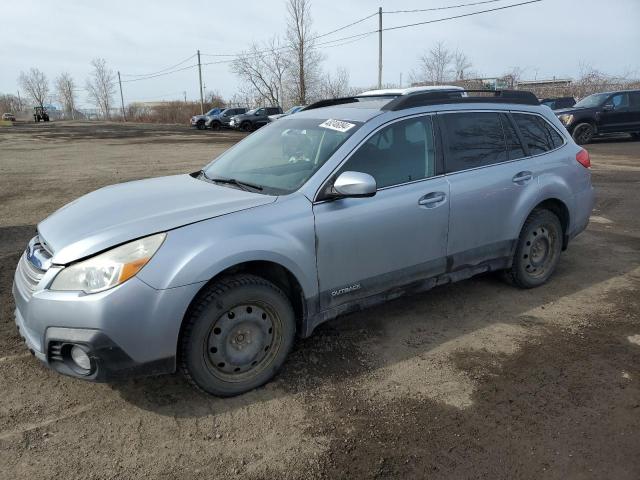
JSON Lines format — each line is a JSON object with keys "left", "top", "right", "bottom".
{"left": 610, "top": 93, "right": 629, "bottom": 109}
{"left": 513, "top": 113, "right": 563, "bottom": 155}
{"left": 337, "top": 116, "right": 436, "bottom": 189}
{"left": 202, "top": 117, "right": 361, "bottom": 194}
{"left": 442, "top": 112, "right": 507, "bottom": 173}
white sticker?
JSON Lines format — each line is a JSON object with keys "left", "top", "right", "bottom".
{"left": 319, "top": 119, "right": 356, "bottom": 133}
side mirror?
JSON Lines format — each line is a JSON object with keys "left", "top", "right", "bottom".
{"left": 603, "top": 103, "right": 614, "bottom": 112}
{"left": 332, "top": 171, "right": 377, "bottom": 198}
{"left": 255, "top": 111, "right": 261, "bottom": 116}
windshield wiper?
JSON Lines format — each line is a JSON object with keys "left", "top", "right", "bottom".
{"left": 203, "top": 173, "right": 263, "bottom": 192}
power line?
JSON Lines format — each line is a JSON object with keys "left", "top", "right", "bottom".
{"left": 384, "top": 0, "right": 506, "bottom": 14}
{"left": 121, "top": 54, "right": 196, "bottom": 78}
{"left": 382, "top": 0, "right": 542, "bottom": 32}
{"left": 121, "top": 64, "right": 197, "bottom": 83}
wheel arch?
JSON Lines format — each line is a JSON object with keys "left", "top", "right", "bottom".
{"left": 521, "top": 197, "right": 571, "bottom": 250}
{"left": 177, "top": 260, "right": 309, "bottom": 364}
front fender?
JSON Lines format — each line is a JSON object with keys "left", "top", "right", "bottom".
{"left": 137, "top": 194, "right": 318, "bottom": 299}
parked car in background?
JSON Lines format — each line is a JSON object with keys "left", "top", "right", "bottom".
{"left": 190, "top": 108, "right": 225, "bottom": 130}
{"left": 205, "top": 108, "right": 248, "bottom": 130}
{"left": 268, "top": 105, "right": 305, "bottom": 122}
{"left": 2, "top": 113, "right": 16, "bottom": 121}
{"left": 540, "top": 97, "right": 576, "bottom": 110}
{"left": 556, "top": 90, "right": 640, "bottom": 144}
{"left": 13, "top": 89, "right": 594, "bottom": 397}
{"left": 229, "top": 106, "right": 283, "bottom": 131}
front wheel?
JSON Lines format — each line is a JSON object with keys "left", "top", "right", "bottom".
{"left": 209, "top": 121, "right": 221, "bottom": 131}
{"left": 240, "top": 121, "right": 253, "bottom": 132}
{"left": 196, "top": 121, "right": 206, "bottom": 130}
{"left": 572, "top": 123, "right": 594, "bottom": 145}
{"left": 180, "top": 274, "right": 296, "bottom": 396}
{"left": 631, "top": 132, "right": 640, "bottom": 140}
{"left": 506, "top": 209, "right": 562, "bottom": 289}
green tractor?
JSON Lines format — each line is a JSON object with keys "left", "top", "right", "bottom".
{"left": 34, "top": 106, "right": 50, "bottom": 122}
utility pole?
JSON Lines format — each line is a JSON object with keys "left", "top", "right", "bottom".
{"left": 117, "top": 71, "right": 127, "bottom": 122}
{"left": 378, "top": 7, "right": 383, "bottom": 89}
{"left": 399, "top": 72, "right": 402, "bottom": 88}
{"left": 197, "top": 49, "right": 204, "bottom": 115}
{"left": 16, "top": 90, "right": 22, "bottom": 111}
{"left": 183, "top": 91, "right": 187, "bottom": 103}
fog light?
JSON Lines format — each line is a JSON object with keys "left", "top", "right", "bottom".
{"left": 70, "top": 345, "right": 91, "bottom": 372}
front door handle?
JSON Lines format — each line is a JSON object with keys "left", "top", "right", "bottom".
{"left": 512, "top": 171, "right": 533, "bottom": 184}
{"left": 418, "top": 191, "right": 446, "bottom": 208}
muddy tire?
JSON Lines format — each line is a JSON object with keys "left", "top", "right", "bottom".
{"left": 506, "top": 209, "right": 563, "bottom": 289}
{"left": 180, "top": 274, "right": 296, "bottom": 396}
{"left": 572, "top": 123, "right": 594, "bottom": 145}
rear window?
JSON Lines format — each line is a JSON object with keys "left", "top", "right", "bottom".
{"left": 512, "top": 113, "right": 564, "bottom": 155}
{"left": 500, "top": 114, "right": 526, "bottom": 160}
{"left": 441, "top": 112, "right": 507, "bottom": 173}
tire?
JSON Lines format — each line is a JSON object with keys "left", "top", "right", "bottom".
{"left": 506, "top": 209, "right": 563, "bottom": 289}
{"left": 210, "top": 121, "right": 221, "bottom": 131}
{"left": 196, "top": 121, "right": 205, "bottom": 130}
{"left": 240, "top": 121, "right": 253, "bottom": 132}
{"left": 571, "top": 122, "right": 594, "bottom": 145}
{"left": 180, "top": 274, "right": 296, "bottom": 396}
{"left": 631, "top": 132, "right": 640, "bottom": 140}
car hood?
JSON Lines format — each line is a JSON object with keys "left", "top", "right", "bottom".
{"left": 39, "top": 174, "right": 276, "bottom": 265}
{"left": 554, "top": 106, "right": 598, "bottom": 116}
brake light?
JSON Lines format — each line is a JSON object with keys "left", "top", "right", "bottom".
{"left": 576, "top": 149, "right": 590, "bottom": 168}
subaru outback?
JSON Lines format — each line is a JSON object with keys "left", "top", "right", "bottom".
{"left": 13, "top": 89, "right": 595, "bottom": 396}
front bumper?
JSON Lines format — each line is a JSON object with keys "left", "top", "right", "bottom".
{"left": 13, "top": 266, "right": 205, "bottom": 382}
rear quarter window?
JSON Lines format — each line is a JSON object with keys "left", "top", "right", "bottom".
{"left": 512, "top": 113, "right": 564, "bottom": 154}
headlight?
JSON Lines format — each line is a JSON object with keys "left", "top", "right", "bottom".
{"left": 558, "top": 114, "right": 573, "bottom": 126}
{"left": 50, "top": 233, "right": 166, "bottom": 293}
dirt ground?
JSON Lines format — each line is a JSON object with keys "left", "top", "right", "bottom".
{"left": 1, "top": 121, "right": 639, "bottom": 480}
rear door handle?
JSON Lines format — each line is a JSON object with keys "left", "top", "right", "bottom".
{"left": 512, "top": 171, "right": 533, "bottom": 184}
{"left": 418, "top": 191, "right": 446, "bottom": 208}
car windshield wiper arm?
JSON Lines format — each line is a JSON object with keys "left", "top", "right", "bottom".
{"left": 204, "top": 174, "right": 263, "bottom": 192}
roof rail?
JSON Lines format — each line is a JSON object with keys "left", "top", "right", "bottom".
{"left": 302, "top": 97, "right": 359, "bottom": 111}
{"left": 382, "top": 89, "right": 539, "bottom": 111}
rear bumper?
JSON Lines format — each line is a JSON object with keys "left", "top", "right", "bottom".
{"left": 569, "top": 185, "right": 596, "bottom": 241}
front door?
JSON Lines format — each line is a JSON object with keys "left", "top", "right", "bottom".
{"left": 313, "top": 115, "right": 450, "bottom": 311}
{"left": 599, "top": 92, "right": 634, "bottom": 133}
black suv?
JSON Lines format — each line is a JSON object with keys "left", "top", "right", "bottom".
{"left": 230, "top": 107, "right": 283, "bottom": 131}
{"left": 555, "top": 90, "right": 640, "bottom": 144}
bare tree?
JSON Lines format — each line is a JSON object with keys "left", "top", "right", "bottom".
{"left": 231, "top": 37, "right": 290, "bottom": 107}
{"left": 18, "top": 68, "right": 49, "bottom": 108}
{"left": 55, "top": 72, "right": 77, "bottom": 119}
{"left": 411, "top": 41, "right": 454, "bottom": 85}
{"left": 0, "top": 94, "right": 23, "bottom": 114}
{"left": 286, "top": 0, "right": 323, "bottom": 104}
{"left": 453, "top": 49, "right": 472, "bottom": 81}
{"left": 85, "top": 58, "right": 116, "bottom": 119}
{"left": 319, "top": 67, "right": 354, "bottom": 99}
{"left": 204, "top": 90, "right": 227, "bottom": 107}
{"left": 501, "top": 66, "right": 526, "bottom": 88}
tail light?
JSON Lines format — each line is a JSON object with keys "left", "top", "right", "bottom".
{"left": 576, "top": 149, "right": 590, "bottom": 168}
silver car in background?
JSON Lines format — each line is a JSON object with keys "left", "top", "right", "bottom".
{"left": 13, "top": 89, "right": 594, "bottom": 396}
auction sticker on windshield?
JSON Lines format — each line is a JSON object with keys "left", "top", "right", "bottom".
{"left": 319, "top": 119, "right": 356, "bottom": 133}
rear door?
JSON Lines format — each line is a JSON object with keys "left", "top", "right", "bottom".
{"left": 629, "top": 91, "right": 640, "bottom": 131}
{"left": 441, "top": 111, "right": 539, "bottom": 269}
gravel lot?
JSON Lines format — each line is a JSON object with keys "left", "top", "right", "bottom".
{"left": 1, "top": 121, "right": 639, "bottom": 479}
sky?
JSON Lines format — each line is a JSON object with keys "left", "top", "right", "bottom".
{"left": 1, "top": 0, "right": 639, "bottom": 108}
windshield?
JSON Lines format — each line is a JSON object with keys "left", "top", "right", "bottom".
{"left": 202, "top": 117, "right": 362, "bottom": 195}
{"left": 575, "top": 93, "right": 609, "bottom": 108}
{"left": 206, "top": 109, "right": 219, "bottom": 116}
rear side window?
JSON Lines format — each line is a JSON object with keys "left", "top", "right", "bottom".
{"left": 512, "top": 113, "right": 564, "bottom": 155}
{"left": 441, "top": 112, "right": 507, "bottom": 173}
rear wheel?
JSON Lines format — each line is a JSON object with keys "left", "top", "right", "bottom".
{"left": 180, "top": 274, "right": 296, "bottom": 396}
{"left": 506, "top": 209, "right": 562, "bottom": 289}
{"left": 572, "top": 123, "right": 594, "bottom": 145}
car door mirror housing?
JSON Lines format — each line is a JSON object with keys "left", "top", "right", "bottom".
{"left": 332, "top": 171, "right": 377, "bottom": 198}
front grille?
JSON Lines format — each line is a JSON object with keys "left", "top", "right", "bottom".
{"left": 15, "top": 236, "right": 51, "bottom": 297}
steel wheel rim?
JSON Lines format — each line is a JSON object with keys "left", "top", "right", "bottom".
{"left": 522, "top": 224, "right": 557, "bottom": 278}
{"left": 203, "top": 302, "right": 282, "bottom": 382}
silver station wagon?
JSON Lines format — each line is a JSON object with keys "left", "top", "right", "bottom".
{"left": 13, "top": 88, "right": 595, "bottom": 396}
